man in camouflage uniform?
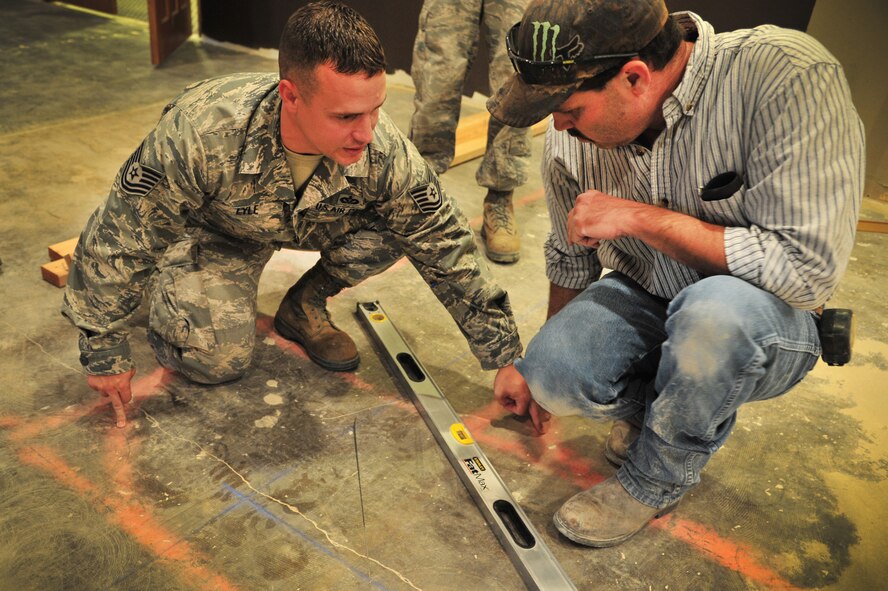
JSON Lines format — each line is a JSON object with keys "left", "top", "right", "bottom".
{"left": 63, "top": 1, "right": 525, "bottom": 428}
{"left": 410, "top": 0, "right": 532, "bottom": 263}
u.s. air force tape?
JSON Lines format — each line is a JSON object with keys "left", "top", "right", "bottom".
{"left": 120, "top": 143, "right": 163, "bottom": 196}
{"left": 408, "top": 181, "right": 442, "bottom": 214}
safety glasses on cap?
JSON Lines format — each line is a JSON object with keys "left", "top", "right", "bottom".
{"left": 505, "top": 22, "right": 638, "bottom": 85}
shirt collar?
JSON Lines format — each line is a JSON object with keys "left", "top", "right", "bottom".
{"left": 662, "top": 12, "right": 716, "bottom": 125}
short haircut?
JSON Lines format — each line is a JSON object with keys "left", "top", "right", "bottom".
{"left": 278, "top": 1, "right": 386, "bottom": 98}
{"left": 578, "top": 15, "right": 684, "bottom": 92}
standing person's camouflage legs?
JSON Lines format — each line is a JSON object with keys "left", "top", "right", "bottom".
{"left": 481, "top": 189, "right": 520, "bottom": 264}
{"left": 274, "top": 265, "right": 360, "bottom": 371}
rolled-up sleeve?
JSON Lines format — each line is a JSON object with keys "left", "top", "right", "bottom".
{"left": 725, "top": 64, "right": 865, "bottom": 309}
{"left": 542, "top": 123, "right": 602, "bottom": 290}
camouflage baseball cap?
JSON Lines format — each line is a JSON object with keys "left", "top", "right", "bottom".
{"left": 487, "top": 0, "right": 669, "bottom": 127}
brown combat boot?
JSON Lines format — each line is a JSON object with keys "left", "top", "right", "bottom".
{"left": 481, "top": 190, "right": 520, "bottom": 264}
{"left": 273, "top": 265, "right": 359, "bottom": 371}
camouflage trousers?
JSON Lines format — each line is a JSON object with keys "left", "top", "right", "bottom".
{"left": 409, "top": 0, "right": 531, "bottom": 191}
{"left": 147, "top": 227, "right": 401, "bottom": 383}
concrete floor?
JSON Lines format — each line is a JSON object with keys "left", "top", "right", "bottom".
{"left": 1, "top": 1, "right": 886, "bottom": 590}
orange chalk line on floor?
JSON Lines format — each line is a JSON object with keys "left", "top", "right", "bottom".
{"left": 6, "top": 367, "right": 172, "bottom": 443}
{"left": 462, "top": 401, "right": 801, "bottom": 591}
{"left": 4, "top": 369, "right": 417, "bottom": 590}
{"left": 654, "top": 517, "right": 803, "bottom": 591}
{"left": 2, "top": 366, "right": 798, "bottom": 589}
{"left": 7, "top": 399, "right": 107, "bottom": 442}
{"left": 16, "top": 442, "right": 241, "bottom": 591}
{"left": 3, "top": 369, "right": 238, "bottom": 590}
{"left": 518, "top": 188, "right": 547, "bottom": 206}
{"left": 3, "top": 364, "right": 422, "bottom": 591}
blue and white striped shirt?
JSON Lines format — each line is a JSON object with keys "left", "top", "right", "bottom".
{"left": 542, "top": 12, "right": 865, "bottom": 310}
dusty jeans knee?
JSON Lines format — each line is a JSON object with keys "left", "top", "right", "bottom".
{"left": 516, "top": 273, "right": 668, "bottom": 420}
{"left": 622, "top": 275, "right": 820, "bottom": 507}
{"left": 517, "top": 273, "right": 821, "bottom": 508}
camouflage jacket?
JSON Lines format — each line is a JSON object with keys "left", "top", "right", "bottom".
{"left": 63, "top": 73, "right": 522, "bottom": 374}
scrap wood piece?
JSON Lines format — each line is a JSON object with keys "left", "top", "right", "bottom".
{"left": 41, "top": 258, "right": 70, "bottom": 288}
{"left": 43, "top": 237, "right": 78, "bottom": 287}
{"left": 857, "top": 220, "right": 888, "bottom": 234}
{"left": 451, "top": 112, "right": 549, "bottom": 168}
{"left": 48, "top": 237, "right": 78, "bottom": 262}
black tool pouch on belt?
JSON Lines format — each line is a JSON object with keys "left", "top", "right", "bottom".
{"left": 819, "top": 308, "right": 854, "bottom": 366}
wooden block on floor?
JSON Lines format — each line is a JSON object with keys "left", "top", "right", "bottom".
{"left": 451, "top": 112, "right": 550, "bottom": 168}
{"left": 41, "top": 258, "right": 70, "bottom": 288}
{"left": 452, "top": 112, "right": 490, "bottom": 167}
{"left": 858, "top": 219, "right": 888, "bottom": 234}
{"left": 48, "top": 237, "right": 78, "bottom": 261}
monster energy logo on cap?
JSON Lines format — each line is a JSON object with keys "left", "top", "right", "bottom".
{"left": 531, "top": 21, "right": 584, "bottom": 65}
{"left": 532, "top": 21, "right": 559, "bottom": 60}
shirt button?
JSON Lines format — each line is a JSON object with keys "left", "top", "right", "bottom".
{"left": 660, "top": 199, "right": 670, "bottom": 208}
{"left": 635, "top": 147, "right": 645, "bottom": 156}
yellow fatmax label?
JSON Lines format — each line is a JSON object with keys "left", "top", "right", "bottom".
{"left": 369, "top": 313, "right": 386, "bottom": 322}
{"left": 450, "top": 423, "right": 474, "bottom": 445}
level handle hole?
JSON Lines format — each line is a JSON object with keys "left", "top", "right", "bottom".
{"left": 396, "top": 353, "right": 426, "bottom": 382}
{"left": 493, "top": 500, "right": 536, "bottom": 549}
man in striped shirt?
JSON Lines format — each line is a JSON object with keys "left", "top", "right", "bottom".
{"left": 488, "top": 0, "right": 864, "bottom": 547}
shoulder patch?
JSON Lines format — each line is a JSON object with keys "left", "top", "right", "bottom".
{"left": 120, "top": 143, "right": 163, "bottom": 196}
{"left": 408, "top": 181, "right": 442, "bottom": 214}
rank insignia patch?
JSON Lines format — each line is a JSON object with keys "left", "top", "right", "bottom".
{"left": 120, "top": 143, "right": 162, "bottom": 196}
{"left": 408, "top": 181, "right": 442, "bottom": 214}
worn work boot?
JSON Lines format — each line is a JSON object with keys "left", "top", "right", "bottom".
{"left": 481, "top": 190, "right": 520, "bottom": 264}
{"left": 273, "top": 265, "right": 359, "bottom": 371}
{"left": 604, "top": 416, "right": 643, "bottom": 467}
{"left": 553, "top": 476, "right": 680, "bottom": 547}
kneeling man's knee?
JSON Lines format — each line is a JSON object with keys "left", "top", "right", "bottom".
{"left": 180, "top": 358, "right": 248, "bottom": 385}
{"left": 149, "top": 330, "right": 252, "bottom": 385}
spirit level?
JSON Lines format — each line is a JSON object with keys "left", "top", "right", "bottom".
{"left": 356, "top": 301, "right": 576, "bottom": 591}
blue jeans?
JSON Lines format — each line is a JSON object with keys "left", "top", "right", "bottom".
{"left": 516, "top": 272, "right": 820, "bottom": 508}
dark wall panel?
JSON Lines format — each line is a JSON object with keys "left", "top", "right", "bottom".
{"left": 199, "top": 0, "right": 816, "bottom": 96}
{"left": 669, "top": 0, "right": 816, "bottom": 32}
{"left": 200, "top": 0, "right": 421, "bottom": 77}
